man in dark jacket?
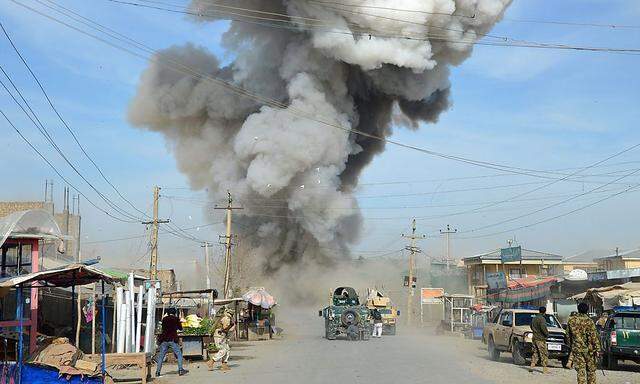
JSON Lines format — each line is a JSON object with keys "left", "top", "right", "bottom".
{"left": 371, "top": 309, "right": 383, "bottom": 338}
{"left": 156, "top": 308, "right": 188, "bottom": 377}
{"left": 530, "top": 306, "right": 550, "bottom": 373}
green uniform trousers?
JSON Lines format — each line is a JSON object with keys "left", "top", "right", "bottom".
{"left": 573, "top": 351, "right": 597, "bottom": 384}
{"left": 531, "top": 339, "right": 548, "bottom": 367}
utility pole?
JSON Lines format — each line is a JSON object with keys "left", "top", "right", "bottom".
{"left": 439, "top": 224, "right": 458, "bottom": 270}
{"left": 402, "top": 218, "right": 426, "bottom": 327}
{"left": 201, "top": 242, "right": 212, "bottom": 290}
{"left": 215, "top": 191, "right": 242, "bottom": 298}
{"left": 142, "top": 186, "right": 169, "bottom": 280}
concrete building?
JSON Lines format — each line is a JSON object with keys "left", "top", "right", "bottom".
{"left": 562, "top": 253, "right": 599, "bottom": 273}
{"left": 463, "top": 247, "right": 564, "bottom": 297}
{"left": 595, "top": 248, "right": 640, "bottom": 271}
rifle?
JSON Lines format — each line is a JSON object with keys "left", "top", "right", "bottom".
{"left": 596, "top": 352, "right": 605, "bottom": 377}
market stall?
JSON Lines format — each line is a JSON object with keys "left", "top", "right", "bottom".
{"left": 160, "top": 289, "right": 218, "bottom": 360}
{"left": 0, "top": 263, "right": 117, "bottom": 384}
{"left": 441, "top": 294, "right": 474, "bottom": 333}
{"left": 570, "top": 282, "right": 640, "bottom": 312}
{"left": 241, "top": 288, "right": 277, "bottom": 341}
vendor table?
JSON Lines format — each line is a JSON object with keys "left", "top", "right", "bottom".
{"left": 85, "top": 353, "right": 151, "bottom": 384}
{"left": 179, "top": 335, "right": 211, "bottom": 360}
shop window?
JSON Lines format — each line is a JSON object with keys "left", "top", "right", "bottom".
{"left": 509, "top": 268, "right": 522, "bottom": 279}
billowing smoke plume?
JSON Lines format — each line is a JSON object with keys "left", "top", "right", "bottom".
{"left": 129, "top": 0, "right": 511, "bottom": 280}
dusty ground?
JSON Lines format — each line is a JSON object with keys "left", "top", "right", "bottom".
{"left": 150, "top": 310, "right": 639, "bottom": 384}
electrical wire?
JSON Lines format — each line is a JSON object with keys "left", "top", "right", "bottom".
{"left": 414, "top": 142, "right": 640, "bottom": 226}
{"left": 15, "top": 0, "right": 639, "bottom": 186}
{"left": 0, "top": 21, "right": 152, "bottom": 221}
{"left": 85, "top": 219, "right": 225, "bottom": 244}
{"left": 458, "top": 166, "right": 640, "bottom": 235}
{"left": 3, "top": 14, "right": 215, "bottom": 239}
{"left": 0, "top": 108, "right": 140, "bottom": 223}
{"left": 0, "top": 69, "right": 144, "bottom": 222}
{"left": 308, "top": 0, "right": 640, "bottom": 29}
{"left": 457, "top": 182, "right": 640, "bottom": 240}
{"left": 10, "top": 0, "right": 640, "bottom": 237}
{"left": 104, "top": 0, "right": 640, "bottom": 54}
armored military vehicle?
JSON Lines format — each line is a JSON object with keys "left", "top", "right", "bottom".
{"left": 366, "top": 289, "right": 399, "bottom": 335}
{"left": 319, "top": 286, "right": 371, "bottom": 340}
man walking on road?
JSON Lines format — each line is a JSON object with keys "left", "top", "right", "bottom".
{"left": 530, "top": 306, "right": 550, "bottom": 374}
{"left": 371, "top": 308, "right": 383, "bottom": 338}
{"left": 567, "top": 302, "right": 600, "bottom": 384}
{"left": 156, "top": 308, "right": 189, "bottom": 377}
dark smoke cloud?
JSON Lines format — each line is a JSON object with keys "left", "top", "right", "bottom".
{"left": 128, "top": 0, "right": 511, "bottom": 284}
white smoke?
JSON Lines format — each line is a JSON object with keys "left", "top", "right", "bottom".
{"left": 128, "top": 0, "right": 511, "bottom": 281}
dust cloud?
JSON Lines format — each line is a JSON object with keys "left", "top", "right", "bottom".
{"left": 128, "top": 0, "right": 511, "bottom": 297}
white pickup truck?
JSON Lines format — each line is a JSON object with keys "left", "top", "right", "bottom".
{"left": 482, "top": 308, "right": 570, "bottom": 367}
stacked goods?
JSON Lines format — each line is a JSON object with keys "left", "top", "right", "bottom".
{"left": 182, "top": 318, "right": 215, "bottom": 336}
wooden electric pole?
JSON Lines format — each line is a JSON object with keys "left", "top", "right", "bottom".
{"left": 439, "top": 224, "right": 458, "bottom": 270}
{"left": 215, "top": 191, "right": 242, "bottom": 298}
{"left": 142, "top": 186, "right": 169, "bottom": 280}
{"left": 402, "top": 218, "right": 426, "bottom": 327}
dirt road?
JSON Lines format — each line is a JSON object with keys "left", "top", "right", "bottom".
{"left": 155, "top": 311, "right": 638, "bottom": 384}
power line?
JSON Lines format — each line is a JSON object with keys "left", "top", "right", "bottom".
{"left": 109, "top": 0, "right": 640, "bottom": 54}
{"left": 458, "top": 166, "right": 640, "bottom": 235}
{"left": 15, "top": 0, "right": 639, "bottom": 185}
{"left": 85, "top": 220, "right": 225, "bottom": 244}
{"left": 308, "top": 0, "right": 640, "bottom": 29}
{"left": 414, "top": 142, "right": 640, "bottom": 227}
{"left": 0, "top": 108, "right": 139, "bottom": 223}
{"left": 3, "top": 18, "right": 212, "bottom": 238}
{"left": 0, "top": 21, "right": 151, "bottom": 222}
{"left": 305, "top": 0, "right": 476, "bottom": 18}
{"left": 156, "top": 162, "right": 640, "bottom": 192}
{"left": 457, "top": 183, "right": 640, "bottom": 240}
{"left": 0, "top": 69, "right": 144, "bottom": 222}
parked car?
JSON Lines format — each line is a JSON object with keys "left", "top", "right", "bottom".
{"left": 599, "top": 308, "right": 640, "bottom": 369}
{"left": 483, "top": 308, "right": 570, "bottom": 367}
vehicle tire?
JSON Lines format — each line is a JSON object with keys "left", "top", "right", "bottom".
{"left": 346, "top": 324, "right": 359, "bottom": 341}
{"left": 325, "top": 322, "right": 336, "bottom": 340}
{"left": 607, "top": 353, "right": 618, "bottom": 370}
{"left": 341, "top": 309, "right": 360, "bottom": 326}
{"left": 511, "top": 341, "right": 526, "bottom": 366}
{"left": 488, "top": 337, "right": 500, "bottom": 361}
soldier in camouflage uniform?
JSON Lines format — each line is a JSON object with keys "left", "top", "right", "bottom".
{"left": 207, "top": 307, "right": 235, "bottom": 372}
{"left": 567, "top": 302, "right": 600, "bottom": 384}
{"left": 530, "top": 306, "right": 550, "bottom": 373}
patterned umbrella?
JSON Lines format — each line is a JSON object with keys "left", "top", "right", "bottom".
{"left": 242, "top": 288, "right": 276, "bottom": 309}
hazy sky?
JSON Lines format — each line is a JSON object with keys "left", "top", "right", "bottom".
{"left": 2, "top": 0, "right": 640, "bottom": 277}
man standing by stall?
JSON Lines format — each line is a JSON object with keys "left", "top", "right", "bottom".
{"left": 156, "top": 308, "right": 189, "bottom": 377}
{"left": 208, "top": 306, "right": 235, "bottom": 372}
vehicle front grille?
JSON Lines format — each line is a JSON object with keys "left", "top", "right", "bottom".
{"left": 547, "top": 332, "right": 565, "bottom": 343}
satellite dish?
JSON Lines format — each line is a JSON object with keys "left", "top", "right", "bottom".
{"left": 566, "top": 269, "right": 588, "bottom": 281}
